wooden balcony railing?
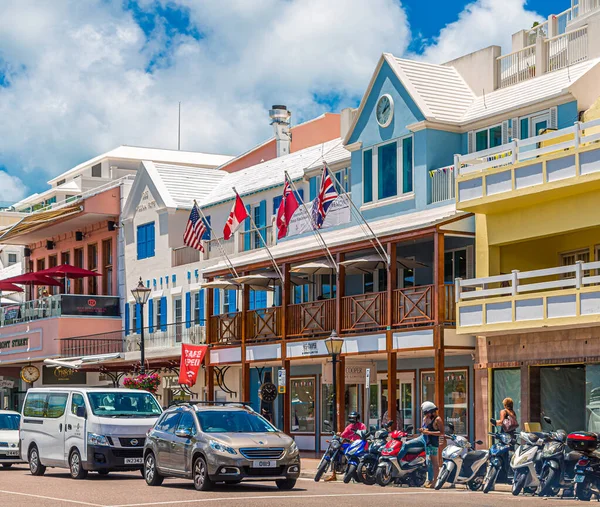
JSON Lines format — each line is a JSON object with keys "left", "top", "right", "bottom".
{"left": 392, "top": 285, "right": 434, "bottom": 327}
{"left": 287, "top": 299, "right": 335, "bottom": 338}
{"left": 445, "top": 284, "right": 456, "bottom": 324}
{"left": 210, "top": 312, "right": 242, "bottom": 344}
{"left": 341, "top": 292, "right": 386, "bottom": 333}
{"left": 247, "top": 307, "right": 281, "bottom": 342}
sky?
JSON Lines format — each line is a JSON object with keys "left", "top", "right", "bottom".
{"left": 0, "top": 0, "right": 569, "bottom": 201}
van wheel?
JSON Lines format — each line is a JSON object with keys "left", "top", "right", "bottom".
{"left": 29, "top": 445, "right": 46, "bottom": 476}
{"left": 69, "top": 449, "right": 88, "bottom": 479}
{"left": 144, "top": 452, "right": 164, "bottom": 486}
{"left": 193, "top": 456, "right": 212, "bottom": 491}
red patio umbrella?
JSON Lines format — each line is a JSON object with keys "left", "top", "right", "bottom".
{"left": 37, "top": 264, "right": 101, "bottom": 294}
{"left": 2, "top": 273, "right": 63, "bottom": 286}
{"left": 0, "top": 282, "right": 24, "bottom": 292}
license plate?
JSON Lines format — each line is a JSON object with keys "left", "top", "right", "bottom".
{"left": 252, "top": 460, "right": 276, "bottom": 468}
{"left": 124, "top": 458, "right": 143, "bottom": 465}
{"left": 575, "top": 475, "right": 585, "bottom": 483}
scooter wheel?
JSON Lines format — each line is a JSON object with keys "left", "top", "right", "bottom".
{"left": 376, "top": 465, "right": 393, "bottom": 487}
{"left": 314, "top": 460, "right": 329, "bottom": 482}
{"left": 357, "top": 463, "right": 376, "bottom": 486}
{"left": 343, "top": 464, "right": 357, "bottom": 484}
{"left": 482, "top": 467, "right": 498, "bottom": 494}
{"left": 512, "top": 471, "right": 526, "bottom": 496}
{"left": 434, "top": 465, "right": 449, "bottom": 490}
{"left": 576, "top": 479, "right": 594, "bottom": 502}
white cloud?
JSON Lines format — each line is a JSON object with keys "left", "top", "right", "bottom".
{"left": 0, "top": 171, "right": 26, "bottom": 204}
{"left": 0, "top": 0, "right": 410, "bottom": 196}
{"left": 418, "top": 0, "right": 543, "bottom": 63}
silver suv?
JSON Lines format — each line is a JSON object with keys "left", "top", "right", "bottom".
{"left": 143, "top": 402, "right": 300, "bottom": 491}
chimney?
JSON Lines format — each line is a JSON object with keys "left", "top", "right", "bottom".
{"left": 269, "top": 105, "right": 291, "bottom": 157}
{"left": 340, "top": 107, "right": 356, "bottom": 140}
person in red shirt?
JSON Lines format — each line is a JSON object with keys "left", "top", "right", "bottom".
{"left": 326, "top": 412, "right": 366, "bottom": 481}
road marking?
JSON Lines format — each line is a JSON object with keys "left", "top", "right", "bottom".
{"left": 109, "top": 489, "right": 468, "bottom": 507}
{"left": 0, "top": 490, "right": 105, "bottom": 506}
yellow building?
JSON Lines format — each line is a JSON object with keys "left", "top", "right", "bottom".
{"left": 454, "top": 100, "right": 600, "bottom": 442}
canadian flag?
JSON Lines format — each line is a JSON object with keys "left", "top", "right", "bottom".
{"left": 223, "top": 193, "right": 249, "bottom": 240}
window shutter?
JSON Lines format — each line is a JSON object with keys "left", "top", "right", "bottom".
{"left": 148, "top": 298, "right": 154, "bottom": 333}
{"left": 243, "top": 205, "right": 251, "bottom": 251}
{"left": 258, "top": 200, "right": 267, "bottom": 243}
{"left": 501, "top": 120, "right": 509, "bottom": 144}
{"left": 228, "top": 289, "right": 237, "bottom": 312}
{"left": 511, "top": 117, "right": 520, "bottom": 139}
{"left": 135, "top": 303, "right": 142, "bottom": 333}
{"left": 249, "top": 290, "right": 256, "bottom": 310}
{"left": 124, "top": 302, "right": 130, "bottom": 335}
{"left": 213, "top": 289, "right": 221, "bottom": 315}
{"left": 309, "top": 176, "right": 318, "bottom": 201}
{"left": 137, "top": 225, "right": 146, "bottom": 260}
{"left": 549, "top": 106, "right": 558, "bottom": 129}
{"left": 185, "top": 292, "right": 191, "bottom": 328}
{"left": 256, "top": 290, "right": 267, "bottom": 309}
{"left": 467, "top": 131, "right": 475, "bottom": 153}
{"left": 273, "top": 196, "right": 282, "bottom": 217}
{"left": 147, "top": 223, "right": 155, "bottom": 257}
{"left": 198, "top": 289, "right": 205, "bottom": 326}
{"left": 274, "top": 286, "right": 282, "bottom": 306}
{"left": 202, "top": 215, "right": 211, "bottom": 240}
{"left": 160, "top": 297, "right": 167, "bottom": 331}
{"left": 295, "top": 188, "right": 304, "bottom": 202}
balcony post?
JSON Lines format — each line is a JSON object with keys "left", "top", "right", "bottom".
{"left": 206, "top": 280, "right": 214, "bottom": 344}
{"left": 386, "top": 242, "right": 398, "bottom": 429}
{"left": 281, "top": 263, "right": 290, "bottom": 341}
{"left": 433, "top": 231, "right": 445, "bottom": 420}
{"left": 535, "top": 34, "right": 548, "bottom": 77}
{"left": 576, "top": 260, "right": 584, "bottom": 289}
{"left": 511, "top": 270, "right": 519, "bottom": 296}
{"left": 574, "top": 121, "right": 581, "bottom": 149}
{"left": 335, "top": 252, "right": 345, "bottom": 334}
{"left": 241, "top": 279, "right": 250, "bottom": 403}
{"left": 281, "top": 263, "right": 291, "bottom": 433}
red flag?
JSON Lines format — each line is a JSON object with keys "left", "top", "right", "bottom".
{"left": 178, "top": 344, "right": 208, "bottom": 386}
{"left": 276, "top": 180, "right": 299, "bottom": 240}
{"left": 223, "top": 193, "right": 249, "bottom": 240}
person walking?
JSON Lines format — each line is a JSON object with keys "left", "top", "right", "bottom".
{"left": 419, "top": 401, "right": 444, "bottom": 488}
{"left": 325, "top": 411, "right": 366, "bottom": 482}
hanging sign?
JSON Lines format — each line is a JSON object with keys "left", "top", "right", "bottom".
{"left": 286, "top": 195, "right": 351, "bottom": 237}
{"left": 366, "top": 368, "right": 371, "bottom": 387}
{"left": 178, "top": 344, "right": 208, "bottom": 386}
{"left": 0, "top": 379, "right": 14, "bottom": 389}
{"left": 278, "top": 368, "right": 286, "bottom": 394}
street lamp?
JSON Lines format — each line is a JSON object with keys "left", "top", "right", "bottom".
{"left": 131, "top": 277, "right": 151, "bottom": 374}
{"left": 324, "top": 330, "right": 344, "bottom": 433}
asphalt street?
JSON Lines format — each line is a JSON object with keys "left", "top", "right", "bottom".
{"left": 0, "top": 464, "right": 580, "bottom": 507}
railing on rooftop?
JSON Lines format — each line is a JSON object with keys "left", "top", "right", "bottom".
{"left": 497, "top": 45, "right": 536, "bottom": 88}
{"left": 546, "top": 25, "right": 588, "bottom": 72}
{"left": 428, "top": 165, "right": 455, "bottom": 204}
{"left": 527, "top": 21, "right": 549, "bottom": 45}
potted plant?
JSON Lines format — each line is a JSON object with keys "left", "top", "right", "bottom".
{"left": 123, "top": 372, "right": 161, "bottom": 394}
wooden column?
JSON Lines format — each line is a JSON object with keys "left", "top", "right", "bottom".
{"left": 337, "top": 354, "right": 346, "bottom": 431}
{"left": 283, "top": 359, "right": 291, "bottom": 434}
{"left": 281, "top": 264, "right": 291, "bottom": 433}
{"left": 206, "top": 281, "right": 214, "bottom": 345}
{"left": 387, "top": 352, "right": 397, "bottom": 428}
{"left": 241, "top": 281, "right": 250, "bottom": 403}
{"left": 433, "top": 231, "right": 445, "bottom": 418}
{"left": 206, "top": 365, "right": 215, "bottom": 402}
{"left": 386, "top": 242, "right": 397, "bottom": 427}
{"left": 335, "top": 252, "right": 345, "bottom": 334}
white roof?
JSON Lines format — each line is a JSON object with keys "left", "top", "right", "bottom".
{"left": 48, "top": 146, "right": 234, "bottom": 185}
{"left": 204, "top": 203, "right": 467, "bottom": 274}
{"left": 201, "top": 139, "right": 349, "bottom": 208}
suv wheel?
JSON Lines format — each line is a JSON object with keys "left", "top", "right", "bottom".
{"left": 193, "top": 456, "right": 212, "bottom": 491}
{"left": 145, "top": 452, "right": 164, "bottom": 486}
{"left": 69, "top": 449, "right": 88, "bottom": 479}
{"left": 29, "top": 445, "right": 46, "bottom": 476}
{"left": 276, "top": 478, "right": 297, "bottom": 490}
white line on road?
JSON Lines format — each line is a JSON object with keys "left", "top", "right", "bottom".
{"left": 0, "top": 489, "right": 105, "bottom": 507}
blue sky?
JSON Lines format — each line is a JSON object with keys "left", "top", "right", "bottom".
{"left": 0, "top": 0, "right": 578, "bottom": 200}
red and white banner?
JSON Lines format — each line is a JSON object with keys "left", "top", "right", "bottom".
{"left": 178, "top": 344, "right": 208, "bottom": 386}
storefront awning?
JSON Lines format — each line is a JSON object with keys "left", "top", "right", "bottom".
{"left": 0, "top": 204, "right": 83, "bottom": 243}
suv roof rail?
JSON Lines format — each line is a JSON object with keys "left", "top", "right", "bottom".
{"left": 168, "top": 400, "right": 254, "bottom": 409}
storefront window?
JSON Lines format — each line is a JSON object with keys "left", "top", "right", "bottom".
{"left": 587, "top": 365, "right": 600, "bottom": 432}
{"left": 290, "top": 378, "right": 315, "bottom": 434}
{"left": 322, "top": 384, "right": 334, "bottom": 433}
{"left": 492, "top": 368, "right": 521, "bottom": 428}
{"left": 421, "top": 370, "right": 468, "bottom": 435}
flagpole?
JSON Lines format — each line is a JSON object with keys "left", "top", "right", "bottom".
{"left": 232, "top": 188, "right": 285, "bottom": 285}
{"left": 194, "top": 201, "right": 239, "bottom": 278}
{"left": 284, "top": 171, "right": 338, "bottom": 273}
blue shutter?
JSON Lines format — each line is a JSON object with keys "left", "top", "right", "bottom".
{"left": 273, "top": 196, "right": 282, "bottom": 216}
{"left": 185, "top": 292, "right": 191, "bottom": 328}
{"left": 228, "top": 290, "right": 237, "bottom": 312}
{"left": 213, "top": 289, "right": 221, "bottom": 315}
{"left": 295, "top": 188, "right": 304, "bottom": 202}
{"left": 148, "top": 299, "right": 154, "bottom": 333}
{"left": 274, "top": 286, "right": 282, "bottom": 306}
{"left": 258, "top": 200, "right": 267, "bottom": 244}
{"left": 309, "top": 176, "right": 318, "bottom": 201}
{"left": 244, "top": 205, "right": 251, "bottom": 251}
{"left": 202, "top": 215, "right": 211, "bottom": 240}
{"left": 148, "top": 223, "right": 155, "bottom": 257}
{"left": 256, "top": 291, "right": 267, "bottom": 309}
{"left": 363, "top": 149, "right": 373, "bottom": 203}
{"left": 124, "top": 302, "right": 130, "bottom": 335}
{"left": 160, "top": 297, "right": 167, "bottom": 331}
{"left": 137, "top": 225, "right": 146, "bottom": 260}
{"left": 249, "top": 290, "right": 256, "bottom": 310}
{"left": 198, "top": 289, "right": 205, "bottom": 326}
{"left": 135, "top": 303, "right": 142, "bottom": 333}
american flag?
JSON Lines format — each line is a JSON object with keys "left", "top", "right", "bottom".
{"left": 313, "top": 164, "right": 338, "bottom": 229}
{"left": 183, "top": 203, "right": 207, "bottom": 251}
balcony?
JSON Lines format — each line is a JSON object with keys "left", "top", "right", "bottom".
{"left": 125, "top": 322, "right": 205, "bottom": 351}
{"left": 0, "top": 294, "right": 120, "bottom": 327}
{"left": 428, "top": 165, "right": 455, "bottom": 205}
{"left": 59, "top": 331, "right": 123, "bottom": 358}
{"left": 455, "top": 118, "right": 600, "bottom": 213}
{"left": 455, "top": 261, "right": 600, "bottom": 335}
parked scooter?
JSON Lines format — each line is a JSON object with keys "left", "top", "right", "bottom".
{"left": 343, "top": 429, "right": 371, "bottom": 483}
{"left": 569, "top": 431, "right": 600, "bottom": 501}
{"left": 375, "top": 426, "right": 427, "bottom": 487}
{"left": 510, "top": 430, "right": 549, "bottom": 496}
{"left": 434, "top": 423, "right": 488, "bottom": 491}
{"left": 482, "top": 418, "right": 515, "bottom": 493}
{"left": 357, "top": 422, "right": 393, "bottom": 485}
{"left": 314, "top": 432, "right": 349, "bottom": 482}
{"left": 537, "top": 416, "right": 579, "bottom": 497}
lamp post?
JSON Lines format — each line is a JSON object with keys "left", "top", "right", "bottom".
{"left": 324, "top": 330, "right": 344, "bottom": 434}
{"left": 131, "top": 277, "right": 151, "bottom": 374}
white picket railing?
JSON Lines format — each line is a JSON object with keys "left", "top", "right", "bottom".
{"left": 497, "top": 45, "right": 536, "bottom": 88}
{"left": 455, "top": 260, "right": 600, "bottom": 302}
{"left": 455, "top": 117, "right": 600, "bottom": 176}
{"left": 546, "top": 25, "right": 588, "bottom": 72}
{"left": 528, "top": 21, "right": 549, "bottom": 45}
{"left": 429, "top": 165, "right": 455, "bottom": 204}
{"left": 572, "top": 0, "right": 600, "bottom": 19}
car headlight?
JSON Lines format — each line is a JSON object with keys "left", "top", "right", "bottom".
{"left": 289, "top": 442, "right": 298, "bottom": 455}
{"left": 87, "top": 433, "right": 110, "bottom": 446}
{"left": 210, "top": 440, "right": 237, "bottom": 455}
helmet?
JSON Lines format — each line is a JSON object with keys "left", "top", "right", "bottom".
{"left": 421, "top": 401, "right": 437, "bottom": 414}
{"left": 348, "top": 411, "right": 360, "bottom": 423}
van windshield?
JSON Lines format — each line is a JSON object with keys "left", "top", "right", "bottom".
{"left": 0, "top": 413, "right": 20, "bottom": 430}
{"left": 87, "top": 392, "right": 162, "bottom": 418}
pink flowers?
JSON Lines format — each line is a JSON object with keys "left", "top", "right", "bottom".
{"left": 123, "top": 373, "right": 161, "bottom": 394}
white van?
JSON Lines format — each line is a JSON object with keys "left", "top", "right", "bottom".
{"left": 20, "top": 387, "right": 162, "bottom": 479}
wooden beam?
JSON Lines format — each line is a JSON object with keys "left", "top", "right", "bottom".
{"left": 241, "top": 279, "right": 250, "bottom": 403}
{"left": 387, "top": 351, "right": 397, "bottom": 429}
{"left": 281, "top": 263, "right": 290, "bottom": 341}
{"left": 386, "top": 242, "right": 397, "bottom": 328}
{"left": 206, "top": 280, "right": 214, "bottom": 344}
{"left": 283, "top": 359, "right": 291, "bottom": 434}
{"left": 433, "top": 231, "right": 445, "bottom": 419}
{"left": 337, "top": 354, "right": 346, "bottom": 432}
{"left": 336, "top": 252, "right": 345, "bottom": 334}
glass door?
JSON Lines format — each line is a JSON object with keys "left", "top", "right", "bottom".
{"left": 378, "top": 372, "right": 414, "bottom": 430}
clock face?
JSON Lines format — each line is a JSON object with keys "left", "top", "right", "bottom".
{"left": 21, "top": 365, "right": 40, "bottom": 384}
{"left": 376, "top": 94, "right": 394, "bottom": 128}
{"left": 258, "top": 382, "right": 278, "bottom": 403}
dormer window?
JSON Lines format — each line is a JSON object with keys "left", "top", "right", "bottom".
{"left": 56, "top": 179, "right": 66, "bottom": 186}
{"left": 91, "top": 163, "right": 101, "bottom": 178}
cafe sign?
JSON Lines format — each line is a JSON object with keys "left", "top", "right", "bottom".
{"left": 42, "top": 366, "right": 87, "bottom": 385}
{"left": 61, "top": 295, "right": 120, "bottom": 317}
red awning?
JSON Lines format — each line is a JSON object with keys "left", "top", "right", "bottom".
{"left": 37, "top": 264, "right": 101, "bottom": 278}
{"left": 0, "top": 282, "right": 23, "bottom": 292}
{"left": 1, "top": 273, "right": 62, "bottom": 286}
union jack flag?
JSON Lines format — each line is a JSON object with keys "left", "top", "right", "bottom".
{"left": 183, "top": 203, "right": 207, "bottom": 252}
{"left": 312, "top": 164, "right": 338, "bottom": 229}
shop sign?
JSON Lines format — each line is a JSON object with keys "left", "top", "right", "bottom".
{"left": 0, "top": 337, "right": 29, "bottom": 351}
{"left": 0, "top": 332, "right": 42, "bottom": 357}
{"left": 163, "top": 375, "right": 183, "bottom": 390}
{"left": 278, "top": 368, "right": 286, "bottom": 394}
{"left": 0, "top": 379, "right": 14, "bottom": 389}
{"left": 287, "top": 339, "right": 328, "bottom": 358}
{"left": 61, "top": 295, "right": 120, "bottom": 317}
{"left": 322, "top": 362, "right": 375, "bottom": 384}
{"left": 42, "top": 366, "right": 87, "bottom": 385}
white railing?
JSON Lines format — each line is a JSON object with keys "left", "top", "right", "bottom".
{"left": 557, "top": 8, "right": 574, "bottom": 34}
{"left": 455, "top": 117, "right": 600, "bottom": 176}
{"left": 546, "top": 26, "right": 588, "bottom": 72}
{"left": 572, "top": 0, "right": 600, "bottom": 19}
{"left": 528, "top": 21, "right": 549, "bottom": 45}
{"left": 456, "top": 260, "right": 600, "bottom": 302}
{"left": 125, "top": 324, "right": 205, "bottom": 351}
{"left": 428, "top": 165, "right": 455, "bottom": 204}
{"left": 172, "top": 246, "right": 201, "bottom": 267}
{"left": 204, "top": 236, "right": 235, "bottom": 260}
{"left": 497, "top": 45, "right": 536, "bottom": 88}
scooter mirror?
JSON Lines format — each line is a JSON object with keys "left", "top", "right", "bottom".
{"left": 448, "top": 422, "right": 455, "bottom": 433}
{"left": 543, "top": 416, "right": 552, "bottom": 424}
{"left": 405, "top": 425, "right": 414, "bottom": 433}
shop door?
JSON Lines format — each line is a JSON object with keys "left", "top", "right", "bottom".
{"left": 540, "top": 365, "right": 585, "bottom": 433}
{"left": 378, "top": 372, "right": 414, "bottom": 430}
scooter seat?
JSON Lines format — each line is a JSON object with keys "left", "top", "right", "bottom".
{"left": 467, "top": 450, "right": 488, "bottom": 461}
{"left": 403, "top": 437, "right": 425, "bottom": 454}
